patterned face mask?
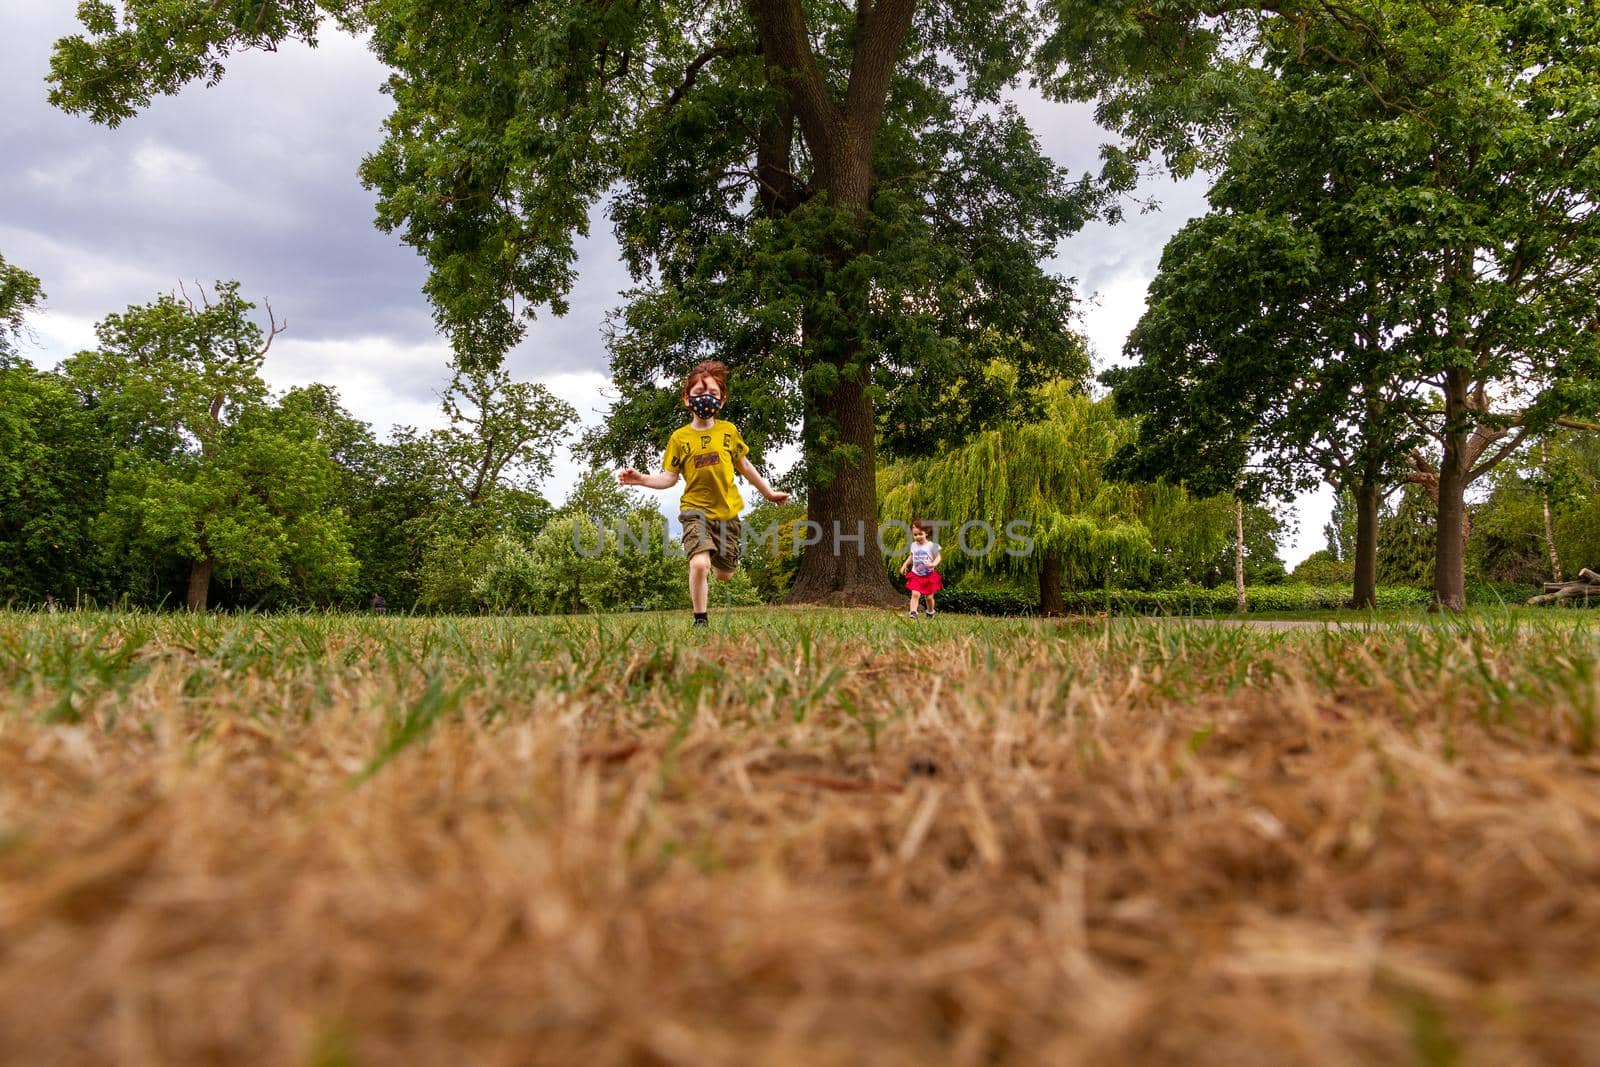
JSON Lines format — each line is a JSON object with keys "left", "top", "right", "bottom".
{"left": 688, "top": 393, "right": 723, "bottom": 419}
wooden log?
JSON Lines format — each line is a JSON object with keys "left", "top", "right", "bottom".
{"left": 1530, "top": 567, "right": 1600, "bottom": 604}
{"left": 1528, "top": 583, "right": 1598, "bottom": 606}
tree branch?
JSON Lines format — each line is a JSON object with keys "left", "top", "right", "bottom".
{"left": 664, "top": 42, "right": 758, "bottom": 111}
{"left": 843, "top": 0, "right": 916, "bottom": 141}
{"left": 257, "top": 297, "right": 285, "bottom": 360}
{"left": 1467, "top": 425, "right": 1527, "bottom": 483}
{"left": 745, "top": 0, "right": 841, "bottom": 161}
{"left": 1555, "top": 416, "right": 1600, "bottom": 434}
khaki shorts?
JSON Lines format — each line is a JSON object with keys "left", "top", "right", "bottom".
{"left": 680, "top": 511, "right": 741, "bottom": 573}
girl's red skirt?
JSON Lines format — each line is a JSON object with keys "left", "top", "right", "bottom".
{"left": 906, "top": 570, "right": 943, "bottom": 595}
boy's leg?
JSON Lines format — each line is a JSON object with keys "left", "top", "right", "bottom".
{"left": 680, "top": 511, "right": 716, "bottom": 615}
{"left": 689, "top": 551, "right": 712, "bottom": 613}
{"left": 710, "top": 518, "right": 741, "bottom": 581}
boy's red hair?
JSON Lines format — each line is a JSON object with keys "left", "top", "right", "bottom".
{"left": 681, "top": 360, "right": 729, "bottom": 404}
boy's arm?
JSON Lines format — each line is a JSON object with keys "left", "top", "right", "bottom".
{"left": 735, "top": 455, "right": 790, "bottom": 503}
{"left": 619, "top": 468, "right": 679, "bottom": 490}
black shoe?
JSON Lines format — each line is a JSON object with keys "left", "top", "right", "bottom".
{"left": 693, "top": 617, "right": 709, "bottom": 628}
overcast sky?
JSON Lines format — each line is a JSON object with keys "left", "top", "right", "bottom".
{"left": 1, "top": 5, "right": 1332, "bottom": 565}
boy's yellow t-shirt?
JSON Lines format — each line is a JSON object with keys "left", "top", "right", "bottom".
{"left": 662, "top": 419, "right": 749, "bottom": 521}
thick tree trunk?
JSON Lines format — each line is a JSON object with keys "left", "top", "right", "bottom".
{"left": 1233, "top": 496, "right": 1247, "bottom": 613}
{"left": 1039, "top": 552, "right": 1066, "bottom": 616}
{"left": 782, "top": 216, "right": 901, "bottom": 606}
{"left": 1350, "top": 482, "right": 1380, "bottom": 610}
{"left": 772, "top": 107, "right": 897, "bottom": 606}
{"left": 751, "top": 0, "right": 914, "bottom": 609}
{"left": 786, "top": 367, "right": 901, "bottom": 607}
{"left": 186, "top": 555, "right": 212, "bottom": 612}
{"left": 782, "top": 118, "right": 904, "bottom": 605}
{"left": 1434, "top": 470, "right": 1469, "bottom": 612}
{"left": 1433, "top": 373, "right": 1471, "bottom": 612}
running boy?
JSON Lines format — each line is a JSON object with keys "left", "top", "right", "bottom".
{"left": 900, "top": 519, "right": 943, "bottom": 618}
{"left": 619, "top": 360, "right": 789, "bottom": 627}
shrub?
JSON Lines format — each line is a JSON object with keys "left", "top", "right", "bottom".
{"left": 711, "top": 568, "right": 765, "bottom": 609}
{"left": 473, "top": 535, "right": 542, "bottom": 613}
{"left": 933, "top": 589, "right": 1038, "bottom": 616}
{"left": 1290, "top": 550, "right": 1354, "bottom": 585}
{"left": 936, "top": 583, "right": 1433, "bottom": 616}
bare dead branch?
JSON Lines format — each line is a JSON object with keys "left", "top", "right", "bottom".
{"left": 257, "top": 297, "right": 286, "bottom": 360}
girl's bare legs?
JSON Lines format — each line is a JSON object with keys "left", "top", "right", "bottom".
{"left": 908, "top": 591, "right": 921, "bottom": 615}
{"left": 926, "top": 594, "right": 936, "bottom": 614}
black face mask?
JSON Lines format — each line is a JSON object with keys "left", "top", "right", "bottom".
{"left": 688, "top": 393, "right": 723, "bottom": 419}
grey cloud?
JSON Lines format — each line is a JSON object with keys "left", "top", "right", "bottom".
{"left": 1007, "top": 87, "right": 1213, "bottom": 296}
{"left": 0, "top": 6, "right": 623, "bottom": 379}
{"left": 1055, "top": 176, "right": 1213, "bottom": 296}
{"left": 502, "top": 205, "right": 632, "bottom": 380}
{"left": 1, "top": 8, "right": 431, "bottom": 341}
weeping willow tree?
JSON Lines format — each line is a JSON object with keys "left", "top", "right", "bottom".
{"left": 1136, "top": 480, "right": 1237, "bottom": 588}
{"left": 882, "top": 382, "right": 1154, "bottom": 614}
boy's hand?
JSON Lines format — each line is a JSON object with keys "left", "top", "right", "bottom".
{"left": 619, "top": 467, "right": 643, "bottom": 485}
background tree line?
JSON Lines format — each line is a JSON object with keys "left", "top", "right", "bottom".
{"left": 0, "top": 269, "right": 707, "bottom": 613}
{"left": 1105, "top": 0, "right": 1600, "bottom": 610}
{"left": 4, "top": 254, "right": 1589, "bottom": 615}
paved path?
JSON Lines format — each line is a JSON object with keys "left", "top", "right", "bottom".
{"left": 1148, "top": 617, "right": 1585, "bottom": 632}
{"left": 1159, "top": 618, "right": 1418, "bottom": 632}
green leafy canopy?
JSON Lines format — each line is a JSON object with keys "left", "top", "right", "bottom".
{"left": 47, "top": 1, "right": 1297, "bottom": 459}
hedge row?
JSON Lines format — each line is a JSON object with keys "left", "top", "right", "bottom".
{"left": 934, "top": 584, "right": 1442, "bottom": 617}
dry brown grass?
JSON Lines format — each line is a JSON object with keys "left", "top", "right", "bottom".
{"left": 1, "top": 610, "right": 1598, "bottom": 1066}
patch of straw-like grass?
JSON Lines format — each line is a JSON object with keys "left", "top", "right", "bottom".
{"left": 1, "top": 609, "right": 1598, "bottom": 1065}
